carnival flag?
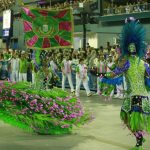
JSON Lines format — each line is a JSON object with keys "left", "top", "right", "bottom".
{"left": 22, "top": 7, "right": 73, "bottom": 50}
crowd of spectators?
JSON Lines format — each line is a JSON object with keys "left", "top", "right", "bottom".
{"left": 103, "top": 0, "right": 150, "bottom": 16}
{"left": 0, "top": 42, "right": 120, "bottom": 90}
{"left": 37, "top": 0, "right": 94, "bottom": 10}
{"left": 1, "top": 41, "right": 150, "bottom": 97}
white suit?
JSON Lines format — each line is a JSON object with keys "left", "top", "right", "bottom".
{"left": 76, "top": 64, "right": 91, "bottom": 97}
{"left": 62, "top": 60, "right": 74, "bottom": 92}
{"left": 10, "top": 58, "right": 19, "bottom": 82}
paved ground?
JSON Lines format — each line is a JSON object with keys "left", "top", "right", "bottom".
{"left": 0, "top": 92, "right": 150, "bottom": 150}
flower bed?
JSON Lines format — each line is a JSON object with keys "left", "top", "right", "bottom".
{"left": 0, "top": 81, "right": 91, "bottom": 135}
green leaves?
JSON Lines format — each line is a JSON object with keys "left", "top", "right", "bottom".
{"left": 0, "top": 82, "right": 91, "bottom": 135}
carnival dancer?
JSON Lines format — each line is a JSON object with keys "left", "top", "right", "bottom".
{"left": 113, "top": 49, "right": 124, "bottom": 99}
{"left": 61, "top": 55, "right": 75, "bottom": 93}
{"left": 106, "top": 55, "right": 115, "bottom": 100}
{"left": 101, "top": 17, "right": 150, "bottom": 150}
{"left": 75, "top": 58, "right": 92, "bottom": 97}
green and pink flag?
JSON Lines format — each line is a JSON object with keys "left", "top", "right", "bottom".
{"left": 22, "top": 7, "right": 73, "bottom": 50}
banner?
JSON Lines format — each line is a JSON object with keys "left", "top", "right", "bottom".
{"left": 22, "top": 7, "right": 73, "bottom": 50}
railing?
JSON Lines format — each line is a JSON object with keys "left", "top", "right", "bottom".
{"left": 103, "top": 3, "right": 150, "bottom": 16}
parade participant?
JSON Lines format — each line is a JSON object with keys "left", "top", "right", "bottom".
{"left": 10, "top": 53, "right": 19, "bottom": 82}
{"left": 56, "top": 53, "right": 63, "bottom": 71}
{"left": 106, "top": 55, "right": 115, "bottom": 100}
{"left": 101, "top": 17, "right": 150, "bottom": 150}
{"left": 35, "top": 60, "right": 53, "bottom": 90}
{"left": 96, "top": 55, "right": 107, "bottom": 95}
{"left": 49, "top": 55, "right": 58, "bottom": 75}
{"left": 19, "top": 52, "right": 28, "bottom": 82}
{"left": 0, "top": 51, "right": 12, "bottom": 80}
{"left": 61, "top": 55, "right": 75, "bottom": 93}
{"left": 95, "top": 55, "right": 101, "bottom": 95}
{"left": 71, "top": 50, "right": 79, "bottom": 72}
{"left": 89, "top": 49, "right": 97, "bottom": 90}
{"left": 75, "top": 58, "right": 92, "bottom": 97}
{"left": 48, "top": 56, "right": 59, "bottom": 88}
{"left": 7, "top": 49, "right": 13, "bottom": 81}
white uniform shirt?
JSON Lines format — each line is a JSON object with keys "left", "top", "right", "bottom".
{"left": 62, "top": 60, "right": 72, "bottom": 74}
{"left": 77, "top": 64, "right": 88, "bottom": 79}
{"left": 11, "top": 58, "right": 19, "bottom": 72}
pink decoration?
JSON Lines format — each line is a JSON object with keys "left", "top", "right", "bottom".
{"left": 27, "top": 35, "right": 39, "bottom": 47}
{"left": 23, "top": 21, "right": 32, "bottom": 32}
{"left": 53, "top": 10, "right": 68, "bottom": 18}
{"left": 23, "top": 7, "right": 35, "bottom": 19}
{"left": 42, "top": 38, "right": 51, "bottom": 48}
{"left": 39, "top": 10, "right": 48, "bottom": 16}
{"left": 54, "top": 35, "right": 71, "bottom": 46}
{"left": 59, "top": 21, "right": 71, "bottom": 31}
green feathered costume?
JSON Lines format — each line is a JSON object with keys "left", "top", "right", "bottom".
{"left": 101, "top": 18, "right": 150, "bottom": 150}
{"left": 119, "top": 19, "right": 150, "bottom": 150}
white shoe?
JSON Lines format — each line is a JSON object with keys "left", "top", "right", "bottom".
{"left": 114, "top": 94, "right": 120, "bottom": 98}
{"left": 71, "top": 91, "right": 75, "bottom": 95}
{"left": 94, "top": 92, "right": 99, "bottom": 95}
{"left": 118, "top": 95, "right": 124, "bottom": 99}
{"left": 87, "top": 92, "right": 93, "bottom": 97}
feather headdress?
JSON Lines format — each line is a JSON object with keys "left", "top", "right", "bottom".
{"left": 120, "top": 17, "right": 147, "bottom": 59}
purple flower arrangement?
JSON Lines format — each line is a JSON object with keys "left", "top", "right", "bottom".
{"left": 0, "top": 82, "right": 92, "bottom": 135}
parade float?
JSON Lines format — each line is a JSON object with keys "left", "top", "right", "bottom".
{"left": 0, "top": 81, "right": 91, "bottom": 135}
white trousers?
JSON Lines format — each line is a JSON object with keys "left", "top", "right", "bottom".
{"left": 76, "top": 76, "right": 91, "bottom": 96}
{"left": 32, "top": 72, "right": 35, "bottom": 84}
{"left": 11, "top": 71, "right": 19, "bottom": 82}
{"left": 19, "top": 73, "right": 27, "bottom": 82}
{"left": 62, "top": 73, "right": 74, "bottom": 92}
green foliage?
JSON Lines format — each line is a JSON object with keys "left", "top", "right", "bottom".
{"left": 0, "top": 82, "right": 91, "bottom": 135}
{"left": 120, "top": 111, "right": 150, "bottom": 133}
{"left": 0, "top": 110, "right": 33, "bottom": 132}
